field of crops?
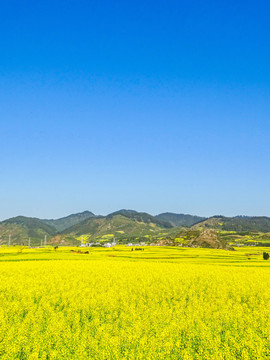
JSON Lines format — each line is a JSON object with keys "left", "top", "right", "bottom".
{"left": 0, "top": 246, "right": 269, "bottom": 359}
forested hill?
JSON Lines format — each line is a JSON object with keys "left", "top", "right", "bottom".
{"left": 61, "top": 210, "right": 172, "bottom": 238}
{"left": 0, "top": 216, "right": 57, "bottom": 245}
{"left": 42, "top": 211, "right": 96, "bottom": 232}
{"left": 155, "top": 212, "right": 206, "bottom": 227}
{"left": 192, "top": 216, "right": 270, "bottom": 233}
{"left": 2, "top": 211, "right": 270, "bottom": 246}
{"left": 107, "top": 210, "right": 172, "bottom": 228}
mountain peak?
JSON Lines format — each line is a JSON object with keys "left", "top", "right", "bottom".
{"left": 42, "top": 211, "right": 96, "bottom": 232}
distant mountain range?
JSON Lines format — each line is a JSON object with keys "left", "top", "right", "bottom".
{"left": 1, "top": 210, "right": 270, "bottom": 246}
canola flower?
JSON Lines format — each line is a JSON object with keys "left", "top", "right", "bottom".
{"left": 0, "top": 248, "right": 269, "bottom": 359}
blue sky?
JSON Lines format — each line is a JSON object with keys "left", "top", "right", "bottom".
{"left": 1, "top": 0, "right": 270, "bottom": 220}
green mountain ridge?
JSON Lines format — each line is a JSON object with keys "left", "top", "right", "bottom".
{"left": 192, "top": 216, "right": 270, "bottom": 232}
{"left": 107, "top": 209, "right": 172, "bottom": 228}
{"left": 42, "top": 211, "right": 96, "bottom": 232}
{"left": 155, "top": 212, "right": 206, "bottom": 227}
{"left": 2, "top": 211, "right": 270, "bottom": 246}
{"left": 0, "top": 216, "right": 57, "bottom": 245}
{"left": 61, "top": 211, "right": 173, "bottom": 241}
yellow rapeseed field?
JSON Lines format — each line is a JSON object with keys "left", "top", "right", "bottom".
{"left": 0, "top": 246, "right": 269, "bottom": 359}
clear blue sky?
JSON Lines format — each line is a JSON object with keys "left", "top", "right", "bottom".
{"left": 1, "top": 0, "right": 270, "bottom": 220}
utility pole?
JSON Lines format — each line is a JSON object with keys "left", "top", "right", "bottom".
{"left": 44, "top": 235, "right": 47, "bottom": 248}
{"left": 8, "top": 234, "right": 11, "bottom": 247}
{"left": 28, "top": 238, "right": 31, "bottom": 247}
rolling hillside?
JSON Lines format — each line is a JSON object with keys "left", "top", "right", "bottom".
{"left": 192, "top": 216, "right": 270, "bottom": 233}
{"left": 42, "top": 211, "right": 96, "bottom": 232}
{"left": 3, "top": 210, "right": 270, "bottom": 246}
{"left": 107, "top": 210, "right": 172, "bottom": 228}
{"left": 173, "top": 228, "right": 232, "bottom": 249}
{"left": 155, "top": 212, "right": 206, "bottom": 227}
{"left": 61, "top": 210, "right": 173, "bottom": 242}
{"left": 0, "top": 216, "right": 57, "bottom": 245}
